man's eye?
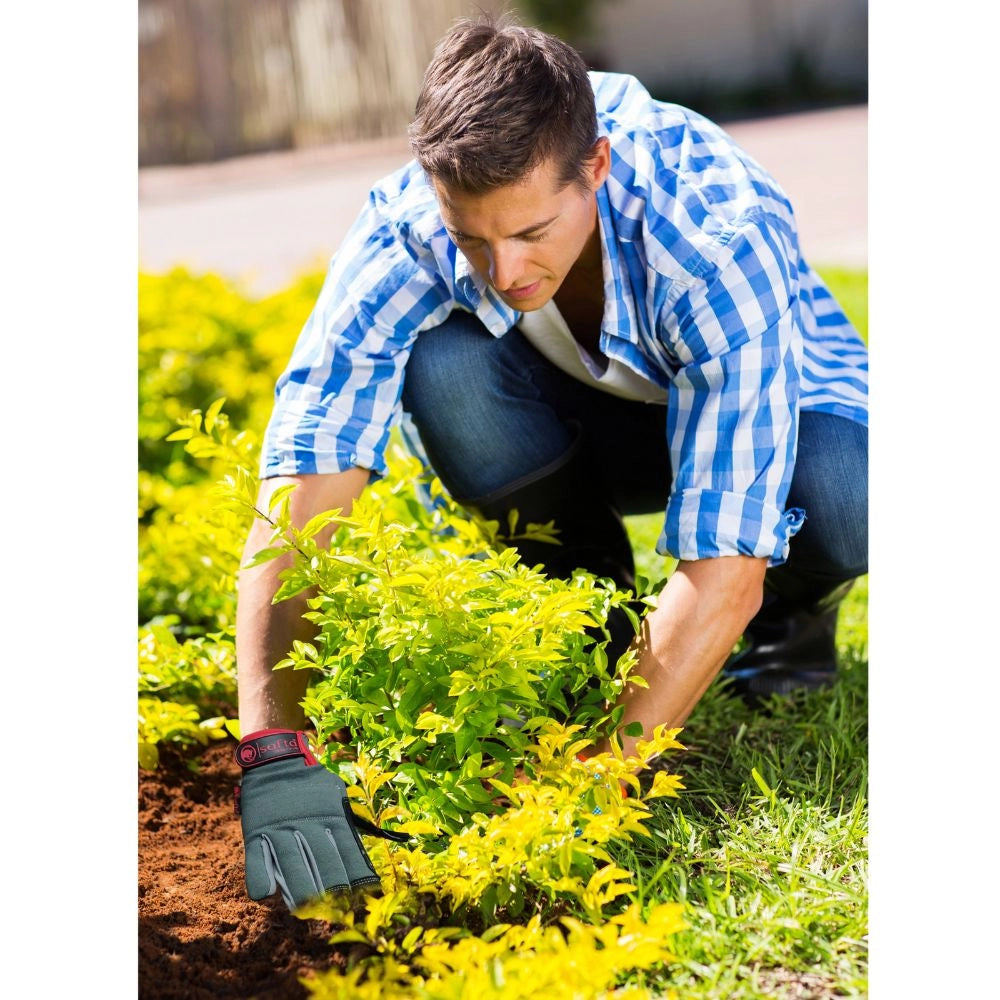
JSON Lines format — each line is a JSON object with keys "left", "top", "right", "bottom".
{"left": 521, "top": 232, "right": 547, "bottom": 244}
{"left": 451, "top": 233, "right": 479, "bottom": 246}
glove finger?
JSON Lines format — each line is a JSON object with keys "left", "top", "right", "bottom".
{"left": 245, "top": 833, "right": 309, "bottom": 911}
{"left": 298, "top": 822, "right": 351, "bottom": 893}
{"left": 243, "top": 832, "right": 278, "bottom": 903}
{"left": 327, "top": 812, "right": 382, "bottom": 890}
{"left": 268, "top": 834, "right": 302, "bottom": 911}
{"left": 267, "top": 828, "right": 326, "bottom": 910}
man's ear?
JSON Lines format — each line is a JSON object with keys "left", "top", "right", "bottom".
{"left": 587, "top": 137, "right": 611, "bottom": 191}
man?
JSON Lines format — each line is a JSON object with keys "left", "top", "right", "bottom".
{"left": 233, "top": 16, "right": 868, "bottom": 910}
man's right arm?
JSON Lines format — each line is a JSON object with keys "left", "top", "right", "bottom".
{"left": 235, "top": 468, "right": 370, "bottom": 734}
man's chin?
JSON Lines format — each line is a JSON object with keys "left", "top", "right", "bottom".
{"left": 511, "top": 299, "right": 549, "bottom": 312}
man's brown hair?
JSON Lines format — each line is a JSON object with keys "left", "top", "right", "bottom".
{"left": 408, "top": 14, "right": 598, "bottom": 193}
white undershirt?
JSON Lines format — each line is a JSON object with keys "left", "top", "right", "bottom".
{"left": 516, "top": 300, "right": 667, "bottom": 404}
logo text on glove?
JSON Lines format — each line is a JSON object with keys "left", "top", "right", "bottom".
{"left": 235, "top": 732, "right": 306, "bottom": 769}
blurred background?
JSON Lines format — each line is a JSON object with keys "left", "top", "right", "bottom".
{"left": 139, "top": 0, "right": 865, "bottom": 165}
{"left": 138, "top": 0, "right": 867, "bottom": 291}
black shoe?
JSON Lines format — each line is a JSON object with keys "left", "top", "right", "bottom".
{"left": 722, "top": 580, "right": 855, "bottom": 703}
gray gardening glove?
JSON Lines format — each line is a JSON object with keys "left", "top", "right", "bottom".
{"left": 234, "top": 729, "right": 408, "bottom": 910}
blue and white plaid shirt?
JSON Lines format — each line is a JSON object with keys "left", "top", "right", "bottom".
{"left": 262, "top": 72, "right": 868, "bottom": 566}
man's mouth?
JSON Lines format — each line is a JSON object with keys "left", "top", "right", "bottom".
{"left": 501, "top": 280, "right": 542, "bottom": 301}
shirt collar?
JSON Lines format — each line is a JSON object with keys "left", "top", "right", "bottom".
{"left": 596, "top": 181, "right": 639, "bottom": 349}
{"left": 454, "top": 248, "right": 479, "bottom": 302}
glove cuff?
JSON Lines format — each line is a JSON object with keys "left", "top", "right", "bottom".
{"left": 235, "top": 729, "right": 318, "bottom": 770}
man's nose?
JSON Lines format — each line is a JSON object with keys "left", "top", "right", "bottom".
{"left": 488, "top": 243, "right": 525, "bottom": 290}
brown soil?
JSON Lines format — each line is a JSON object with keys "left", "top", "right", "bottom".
{"left": 138, "top": 740, "right": 343, "bottom": 999}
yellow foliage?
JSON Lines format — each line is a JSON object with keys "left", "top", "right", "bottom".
{"left": 300, "top": 718, "right": 688, "bottom": 929}
{"left": 305, "top": 901, "right": 686, "bottom": 999}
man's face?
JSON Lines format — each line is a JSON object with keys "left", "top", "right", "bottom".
{"left": 432, "top": 139, "right": 610, "bottom": 312}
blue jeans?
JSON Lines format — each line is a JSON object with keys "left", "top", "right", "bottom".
{"left": 401, "top": 311, "right": 867, "bottom": 605}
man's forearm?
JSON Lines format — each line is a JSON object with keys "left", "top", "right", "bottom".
{"left": 602, "top": 555, "right": 767, "bottom": 757}
{"left": 235, "top": 470, "right": 370, "bottom": 734}
{"left": 235, "top": 543, "right": 316, "bottom": 733}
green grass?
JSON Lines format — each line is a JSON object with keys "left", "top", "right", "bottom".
{"left": 615, "top": 597, "right": 867, "bottom": 996}
{"left": 619, "top": 513, "right": 868, "bottom": 996}
{"left": 818, "top": 268, "right": 868, "bottom": 344}
{"left": 618, "top": 266, "right": 868, "bottom": 996}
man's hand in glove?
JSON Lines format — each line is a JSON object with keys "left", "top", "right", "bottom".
{"left": 234, "top": 729, "right": 408, "bottom": 911}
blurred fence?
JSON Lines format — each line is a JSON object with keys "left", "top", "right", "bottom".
{"left": 139, "top": 0, "right": 865, "bottom": 167}
{"left": 138, "top": 0, "right": 477, "bottom": 166}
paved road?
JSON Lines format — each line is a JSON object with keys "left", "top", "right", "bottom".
{"left": 139, "top": 104, "right": 867, "bottom": 295}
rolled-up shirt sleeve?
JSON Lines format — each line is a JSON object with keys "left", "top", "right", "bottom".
{"left": 658, "top": 218, "right": 806, "bottom": 566}
{"left": 260, "top": 193, "right": 453, "bottom": 480}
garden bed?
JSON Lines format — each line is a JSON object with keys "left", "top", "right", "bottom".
{"left": 138, "top": 741, "right": 342, "bottom": 998}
